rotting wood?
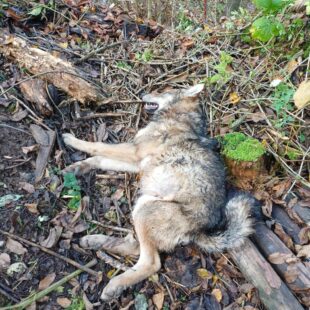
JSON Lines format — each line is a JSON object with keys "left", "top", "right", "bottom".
{"left": 0, "top": 33, "right": 101, "bottom": 104}
{"left": 29, "top": 124, "right": 56, "bottom": 183}
{"left": 19, "top": 79, "right": 53, "bottom": 116}
{"left": 253, "top": 223, "right": 310, "bottom": 296}
{"left": 229, "top": 239, "right": 304, "bottom": 310}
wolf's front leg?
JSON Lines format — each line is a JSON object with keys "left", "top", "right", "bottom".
{"left": 62, "top": 133, "right": 138, "bottom": 162}
{"left": 63, "top": 156, "right": 139, "bottom": 175}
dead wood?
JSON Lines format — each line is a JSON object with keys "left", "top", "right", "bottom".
{"left": 19, "top": 79, "right": 53, "bottom": 116}
{"left": 29, "top": 125, "right": 56, "bottom": 183}
{"left": 292, "top": 203, "right": 310, "bottom": 224}
{"left": 253, "top": 222, "right": 310, "bottom": 294}
{"left": 272, "top": 205, "right": 302, "bottom": 244}
{"left": 229, "top": 239, "right": 304, "bottom": 310}
{"left": 0, "top": 34, "right": 101, "bottom": 104}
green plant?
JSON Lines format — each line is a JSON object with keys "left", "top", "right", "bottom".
{"left": 250, "top": 16, "right": 284, "bottom": 42}
{"left": 271, "top": 83, "right": 294, "bottom": 128}
{"left": 209, "top": 52, "right": 233, "bottom": 84}
{"left": 116, "top": 61, "right": 132, "bottom": 70}
{"left": 221, "top": 132, "right": 266, "bottom": 162}
{"left": 176, "top": 11, "right": 195, "bottom": 32}
{"left": 135, "top": 49, "right": 153, "bottom": 62}
{"left": 253, "top": 0, "right": 293, "bottom": 12}
{"left": 61, "top": 173, "right": 81, "bottom": 210}
{"left": 67, "top": 296, "right": 85, "bottom": 310}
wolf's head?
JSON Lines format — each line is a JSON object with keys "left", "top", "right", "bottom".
{"left": 142, "top": 84, "right": 204, "bottom": 114}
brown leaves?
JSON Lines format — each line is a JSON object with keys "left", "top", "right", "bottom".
{"left": 40, "top": 226, "right": 63, "bottom": 248}
{"left": 268, "top": 252, "right": 295, "bottom": 265}
{"left": 57, "top": 297, "right": 72, "bottom": 308}
{"left": 294, "top": 80, "right": 310, "bottom": 109}
{"left": 0, "top": 253, "right": 11, "bottom": 270}
{"left": 39, "top": 272, "right": 56, "bottom": 290}
{"left": 6, "top": 238, "right": 27, "bottom": 255}
{"left": 152, "top": 291, "right": 165, "bottom": 310}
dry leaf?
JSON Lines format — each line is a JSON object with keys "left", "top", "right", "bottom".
{"left": 152, "top": 291, "right": 165, "bottom": 310}
{"left": 274, "top": 223, "right": 294, "bottom": 250}
{"left": 111, "top": 188, "right": 124, "bottom": 201}
{"left": 294, "top": 80, "right": 310, "bottom": 109}
{"left": 297, "top": 244, "right": 310, "bottom": 258}
{"left": 299, "top": 227, "right": 310, "bottom": 245}
{"left": 211, "top": 288, "right": 222, "bottom": 302}
{"left": 57, "top": 297, "right": 72, "bottom": 308}
{"left": 285, "top": 59, "right": 298, "bottom": 75}
{"left": 40, "top": 226, "right": 63, "bottom": 248}
{"left": 229, "top": 92, "right": 241, "bottom": 104}
{"left": 0, "top": 253, "right": 11, "bottom": 270}
{"left": 268, "top": 252, "right": 293, "bottom": 265}
{"left": 25, "top": 203, "right": 39, "bottom": 214}
{"left": 284, "top": 266, "right": 299, "bottom": 283}
{"left": 39, "top": 272, "right": 56, "bottom": 290}
{"left": 197, "top": 268, "right": 212, "bottom": 279}
{"left": 6, "top": 238, "right": 27, "bottom": 255}
{"left": 82, "top": 292, "right": 93, "bottom": 310}
{"left": 26, "top": 302, "right": 36, "bottom": 310}
{"left": 19, "top": 182, "right": 35, "bottom": 194}
{"left": 22, "top": 145, "right": 38, "bottom": 154}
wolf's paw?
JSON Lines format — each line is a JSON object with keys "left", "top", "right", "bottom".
{"left": 101, "top": 279, "right": 125, "bottom": 301}
{"left": 62, "top": 133, "right": 76, "bottom": 147}
{"left": 80, "top": 235, "right": 104, "bottom": 250}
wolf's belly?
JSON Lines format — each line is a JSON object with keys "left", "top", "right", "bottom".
{"left": 140, "top": 165, "right": 181, "bottom": 200}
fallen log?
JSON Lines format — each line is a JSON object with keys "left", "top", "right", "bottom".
{"left": 0, "top": 33, "right": 102, "bottom": 104}
{"left": 229, "top": 239, "right": 303, "bottom": 310}
{"left": 253, "top": 222, "right": 310, "bottom": 295}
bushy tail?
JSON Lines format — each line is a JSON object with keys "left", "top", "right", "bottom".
{"left": 195, "top": 193, "right": 260, "bottom": 252}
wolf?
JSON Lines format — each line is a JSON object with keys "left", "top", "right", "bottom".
{"left": 62, "top": 84, "right": 257, "bottom": 301}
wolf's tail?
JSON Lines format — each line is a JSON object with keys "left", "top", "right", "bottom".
{"left": 194, "top": 193, "right": 260, "bottom": 252}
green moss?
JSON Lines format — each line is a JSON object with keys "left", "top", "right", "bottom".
{"left": 221, "top": 132, "right": 265, "bottom": 162}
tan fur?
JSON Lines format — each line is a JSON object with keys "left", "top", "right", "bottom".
{"left": 62, "top": 84, "right": 255, "bottom": 301}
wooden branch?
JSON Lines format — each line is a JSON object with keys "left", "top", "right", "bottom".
{"left": 253, "top": 222, "right": 310, "bottom": 293}
{"left": 229, "top": 239, "right": 303, "bottom": 310}
{"left": 0, "top": 33, "right": 101, "bottom": 104}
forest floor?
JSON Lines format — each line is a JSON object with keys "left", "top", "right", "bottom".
{"left": 0, "top": 1, "right": 309, "bottom": 309}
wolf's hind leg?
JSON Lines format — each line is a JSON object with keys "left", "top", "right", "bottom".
{"left": 100, "top": 198, "right": 190, "bottom": 300}
{"left": 80, "top": 234, "right": 140, "bottom": 256}
{"left": 63, "top": 156, "right": 139, "bottom": 175}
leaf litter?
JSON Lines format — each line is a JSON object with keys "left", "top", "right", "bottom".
{"left": 0, "top": 0, "right": 309, "bottom": 309}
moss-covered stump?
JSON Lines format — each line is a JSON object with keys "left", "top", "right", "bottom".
{"left": 221, "top": 132, "right": 266, "bottom": 189}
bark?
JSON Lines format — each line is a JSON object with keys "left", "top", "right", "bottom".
{"left": 0, "top": 33, "right": 101, "bottom": 104}
{"left": 230, "top": 239, "right": 303, "bottom": 310}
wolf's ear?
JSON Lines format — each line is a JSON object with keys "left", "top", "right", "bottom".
{"left": 182, "top": 84, "right": 204, "bottom": 97}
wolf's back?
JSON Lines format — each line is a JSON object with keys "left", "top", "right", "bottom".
{"left": 194, "top": 193, "right": 259, "bottom": 252}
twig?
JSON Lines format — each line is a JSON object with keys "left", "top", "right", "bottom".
{"left": 89, "top": 220, "right": 133, "bottom": 233}
{"left": 0, "top": 259, "right": 97, "bottom": 310}
{"left": 0, "top": 124, "right": 31, "bottom": 135}
{"left": 74, "top": 41, "right": 126, "bottom": 64}
{"left": 0, "top": 287, "right": 20, "bottom": 304}
{"left": 96, "top": 251, "right": 129, "bottom": 271}
{"left": 78, "top": 112, "right": 129, "bottom": 120}
{"left": 0, "top": 229, "right": 99, "bottom": 278}
{"left": 96, "top": 174, "right": 126, "bottom": 179}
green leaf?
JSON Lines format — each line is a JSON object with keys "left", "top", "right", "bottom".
{"left": 63, "top": 173, "right": 80, "bottom": 191}
{"left": 250, "top": 17, "right": 284, "bottom": 42}
{"left": 0, "top": 194, "right": 23, "bottom": 207}
{"left": 253, "top": 0, "right": 292, "bottom": 12}
{"left": 29, "top": 5, "right": 44, "bottom": 16}
{"left": 135, "top": 294, "right": 148, "bottom": 310}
